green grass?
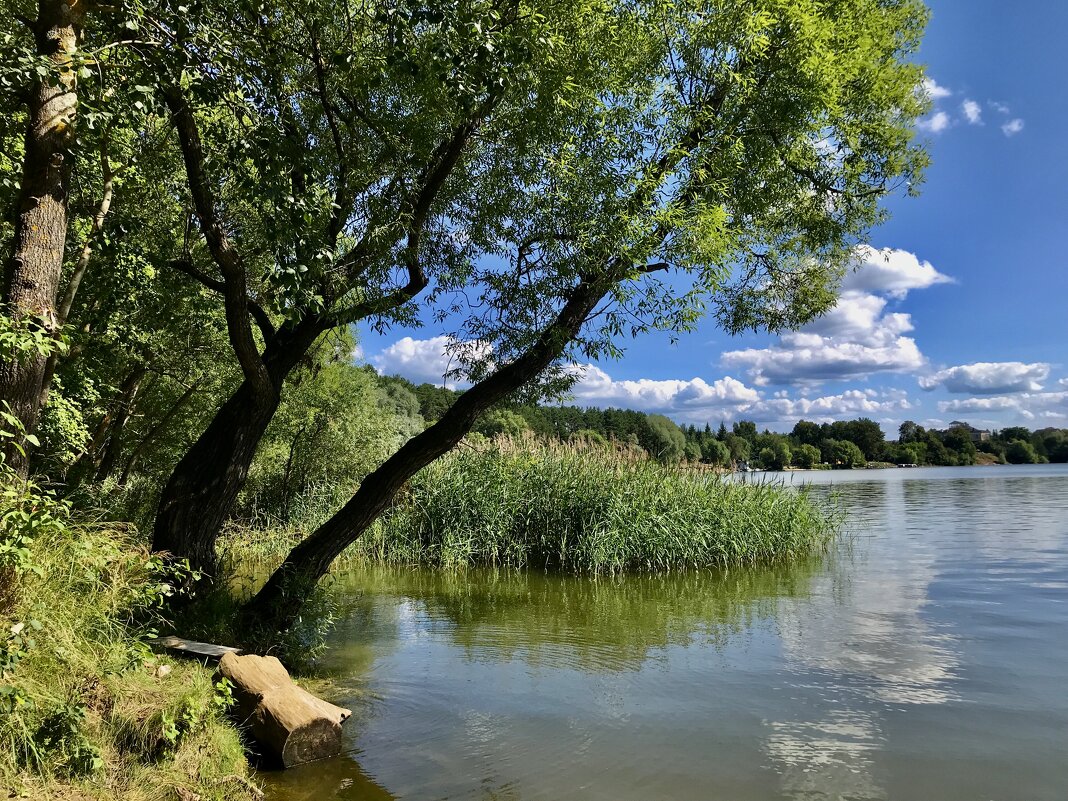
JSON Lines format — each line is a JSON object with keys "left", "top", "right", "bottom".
{"left": 0, "top": 520, "right": 259, "bottom": 801}
{"left": 348, "top": 439, "right": 837, "bottom": 572}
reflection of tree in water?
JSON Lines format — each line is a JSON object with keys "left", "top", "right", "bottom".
{"left": 335, "top": 559, "right": 827, "bottom": 673}
{"left": 315, "top": 596, "right": 402, "bottom": 679}
{"left": 257, "top": 750, "right": 397, "bottom": 801}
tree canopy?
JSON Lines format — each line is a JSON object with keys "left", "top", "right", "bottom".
{"left": 2, "top": 0, "right": 934, "bottom": 629}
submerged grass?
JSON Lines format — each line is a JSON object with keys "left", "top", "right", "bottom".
{"left": 0, "top": 521, "right": 258, "bottom": 801}
{"left": 349, "top": 439, "right": 838, "bottom": 572}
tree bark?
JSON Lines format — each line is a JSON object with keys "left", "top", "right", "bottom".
{"left": 0, "top": 0, "right": 86, "bottom": 475}
{"left": 243, "top": 276, "right": 610, "bottom": 630}
{"left": 38, "top": 136, "right": 120, "bottom": 411}
{"left": 152, "top": 379, "right": 278, "bottom": 576}
{"left": 151, "top": 322, "right": 322, "bottom": 578}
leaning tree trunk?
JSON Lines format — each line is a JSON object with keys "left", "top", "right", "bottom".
{"left": 63, "top": 365, "right": 148, "bottom": 486}
{"left": 243, "top": 277, "right": 608, "bottom": 631}
{"left": 151, "top": 324, "right": 321, "bottom": 579}
{"left": 0, "top": 0, "right": 86, "bottom": 475}
{"left": 118, "top": 377, "right": 203, "bottom": 485}
{"left": 93, "top": 366, "right": 149, "bottom": 482}
{"left": 152, "top": 378, "right": 280, "bottom": 578}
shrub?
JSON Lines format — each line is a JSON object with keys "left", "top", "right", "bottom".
{"left": 0, "top": 423, "right": 256, "bottom": 800}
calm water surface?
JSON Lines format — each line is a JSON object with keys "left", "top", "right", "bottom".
{"left": 262, "top": 464, "right": 1068, "bottom": 800}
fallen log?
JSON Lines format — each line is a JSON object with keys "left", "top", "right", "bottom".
{"left": 217, "top": 652, "right": 351, "bottom": 767}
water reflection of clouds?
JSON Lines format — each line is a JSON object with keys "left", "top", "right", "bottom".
{"left": 778, "top": 566, "right": 960, "bottom": 706}
{"left": 764, "top": 477, "right": 962, "bottom": 799}
{"left": 766, "top": 710, "right": 885, "bottom": 801}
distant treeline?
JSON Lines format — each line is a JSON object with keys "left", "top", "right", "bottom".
{"left": 380, "top": 375, "right": 1068, "bottom": 469}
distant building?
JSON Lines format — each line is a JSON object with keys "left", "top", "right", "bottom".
{"left": 948, "top": 421, "right": 991, "bottom": 443}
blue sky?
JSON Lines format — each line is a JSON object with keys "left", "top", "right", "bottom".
{"left": 360, "top": 1, "right": 1068, "bottom": 436}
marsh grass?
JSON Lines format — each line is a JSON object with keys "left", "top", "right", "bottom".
{"left": 211, "top": 438, "right": 836, "bottom": 658}
{"left": 0, "top": 522, "right": 258, "bottom": 801}
{"left": 348, "top": 437, "right": 837, "bottom": 572}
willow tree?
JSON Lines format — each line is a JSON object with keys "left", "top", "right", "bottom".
{"left": 141, "top": 0, "right": 928, "bottom": 618}
{"left": 137, "top": 0, "right": 590, "bottom": 575}
{"left": 242, "top": 0, "right": 930, "bottom": 630}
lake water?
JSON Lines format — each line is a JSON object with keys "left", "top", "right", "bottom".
{"left": 261, "top": 464, "right": 1068, "bottom": 800}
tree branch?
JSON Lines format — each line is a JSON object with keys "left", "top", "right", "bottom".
{"left": 162, "top": 84, "right": 272, "bottom": 396}
{"left": 308, "top": 27, "right": 350, "bottom": 246}
{"left": 767, "top": 129, "right": 885, "bottom": 199}
{"left": 38, "top": 133, "right": 123, "bottom": 410}
{"left": 168, "top": 259, "right": 277, "bottom": 341}
{"left": 329, "top": 95, "right": 502, "bottom": 329}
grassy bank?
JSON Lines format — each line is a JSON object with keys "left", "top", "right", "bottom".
{"left": 0, "top": 479, "right": 257, "bottom": 801}
{"left": 344, "top": 440, "right": 837, "bottom": 572}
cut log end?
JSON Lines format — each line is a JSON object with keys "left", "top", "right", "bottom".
{"left": 217, "top": 652, "right": 352, "bottom": 768}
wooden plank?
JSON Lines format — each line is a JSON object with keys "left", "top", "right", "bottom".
{"left": 150, "top": 635, "right": 241, "bottom": 661}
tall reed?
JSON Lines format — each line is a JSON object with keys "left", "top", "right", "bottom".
{"left": 351, "top": 437, "right": 837, "bottom": 572}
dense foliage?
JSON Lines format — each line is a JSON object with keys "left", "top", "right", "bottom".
{"left": 0, "top": 410, "right": 255, "bottom": 800}
{"left": 3, "top": 0, "right": 937, "bottom": 626}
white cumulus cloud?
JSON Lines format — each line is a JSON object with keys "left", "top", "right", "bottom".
{"left": 961, "top": 99, "right": 982, "bottom": 125}
{"left": 921, "top": 77, "right": 952, "bottom": 100}
{"left": 723, "top": 328, "right": 924, "bottom": 385}
{"left": 919, "top": 362, "right": 1050, "bottom": 394}
{"left": 917, "top": 111, "right": 951, "bottom": 134}
{"left": 567, "top": 366, "right": 912, "bottom": 429}
{"left": 371, "top": 335, "right": 490, "bottom": 387}
{"left": 1001, "top": 118, "right": 1025, "bottom": 136}
{"left": 938, "top": 391, "right": 1068, "bottom": 422}
{"left": 746, "top": 389, "right": 912, "bottom": 424}
{"left": 841, "top": 246, "right": 953, "bottom": 300}
{"left": 567, "top": 364, "right": 759, "bottom": 418}
{"left": 721, "top": 248, "right": 944, "bottom": 385}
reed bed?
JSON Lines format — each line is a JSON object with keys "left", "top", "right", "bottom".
{"left": 352, "top": 438, "right": 837, "bottom": 572}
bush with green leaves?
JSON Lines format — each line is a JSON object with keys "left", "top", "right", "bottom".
{"left": 0, "top": 412, "right": 254, "bottom": 799}
{"left": 757, "top": 440, "right": 792, "bottom": 471}
{"left": 238, "top": 346, "right": 398, "bottom": 529}
{"left": 792, "top": 443, "right": 822, "bottom": 469}
{"left": 1005, "top": 439, "right": 1040, "bottom": 465}
{"left": 824, "top": 439, "right": 866, "bottom": 469}
{"left": 0, "top": 516, "right": 256, "bottom": 800}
